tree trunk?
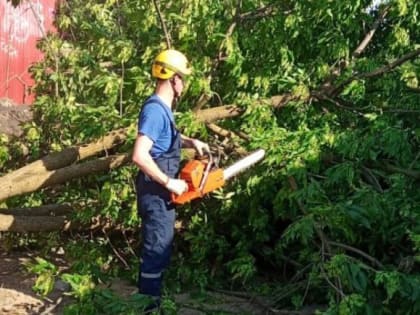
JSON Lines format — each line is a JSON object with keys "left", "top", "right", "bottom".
{"left": 4, "top": 128, "right": 128, "bottom": 177}
{"left": 196, "top": 93, "right": 296, "bottom": 123}
{"left": 0, "top": 204, "right": 73, "bottom": 216}
{"left": 0, "top": 214, "right": 67, "bottom": 232}
{"left": 0, "top": 153, "right": 130, "bottom": 202}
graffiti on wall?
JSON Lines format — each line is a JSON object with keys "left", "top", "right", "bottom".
{"left": 0, "top": 0, "right": 56, "bottom": 105}
{"left": 0, "top": 1, "right": 46, "bottom": 57}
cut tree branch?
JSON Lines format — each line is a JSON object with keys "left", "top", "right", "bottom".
{"left": 3, "top": 127, "right": 128, "bottom": 176}
{"left": 382, "top": 163, "right": 420, "bottom": 179}
{"left": 332, "top": 48, "right": 420, "bottom": 96}
{"left": 352, "top": 6, "right": 390, "bottom": 58}
{"left": 0, "top": 214, "right": 67, "bottom": 232}
{"left": 206, "top": 123, "right": 250, "bottom": 141}
{"left": 0, "top": 92, "right": 301, "bottom": 203}
{"left": 0, "top": 153, "right": 131, "bottom": 202}
{"left": 152, "top": 0, "right": 171, "bottom": 48}
{"left": 328, "top": 241, "right": 384, "bottom": 268}
{"left": 0, "top": 204, "right": 73, "bottom": 216}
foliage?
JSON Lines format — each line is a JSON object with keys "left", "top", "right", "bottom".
{"left": 62, "top": 286, "right": 167, "bottom": 315}
{"left": 1, "top": 0, "right": 419, "bottom": 314}
{"left": 25, "top": 257, "right": 59, "bottom": 296}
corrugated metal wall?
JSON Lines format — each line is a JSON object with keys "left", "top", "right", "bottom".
{"left": 0, "top": 0, "right": 56, "bottom": 105}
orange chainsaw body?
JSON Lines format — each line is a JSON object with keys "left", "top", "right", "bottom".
{"left": 172, "top": 159, "right": 225, "bottom": 205}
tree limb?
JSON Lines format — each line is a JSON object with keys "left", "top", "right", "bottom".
{"left": 206, "top": 123, "right": 250, "bottom": 141}
{"left": 328, "top": 241, "right": 384, "bottom": 268}
{"left": 407, "top": 87, "right": 420, "bottom": 93}
{"left": 352, "top": 6, "right": 390, "bottom": 58}
{"left": 0, "top": 214, "right": 67, "bottom": 232}
{"left": 0, "top": 153, "right": 131, "bottom": 202}
{"left": 381, "top": 162, "right": 420, "bottom": 179}
{"left": 3, "top": 127, "right": 128, "bottom": 175}
{"left": 0, "top": 204, "right": 73, "bottom": 216}
{"left": 152, "top": 0, "right": 171, "bottom": 49}
{"left": 239, "top": 3, "right": 279, "bottom": 21}
{"left": 332, "top": 48, "right": 420, "bottom": 96}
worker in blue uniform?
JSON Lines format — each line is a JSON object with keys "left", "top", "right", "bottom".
{"left": 132, "top": 49, "right": 209, "bottom": 310}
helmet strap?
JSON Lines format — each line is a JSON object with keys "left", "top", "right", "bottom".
{"left": 169, "top": 77, "right": 180, "bottom": 110}
{"left": 172, "top": 96, "right": 179, "bottom": 111}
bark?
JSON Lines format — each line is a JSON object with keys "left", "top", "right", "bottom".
{"left": 196, "top": 93, "right": 296, "bottom": 123}
{"left": 352, "top": 6, "right": 390, "bottom": 58}
{"left": 0, "top": 153, "right": 130, "bottom": 202}
{"left": 382, "top": 163, "right": 420, "bottom": 180}
{"left": 0, "top": 214, "right": 67, "bottom": 232}
{"left": 6, "top": 127, "right": 128, "bottom": 174}
{"left": 0, "top": 204, "right": 73, "bottom": 216}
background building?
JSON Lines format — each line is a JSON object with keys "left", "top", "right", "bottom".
{"left": 0, "top": 0, "right": 56, "bottom": 105}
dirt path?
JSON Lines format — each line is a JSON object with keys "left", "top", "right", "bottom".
{"left": 0, "top": 250, "right": 269, "bottom": 314}
{"left": 0, "top": 251, "right": 72, "bottom": 315}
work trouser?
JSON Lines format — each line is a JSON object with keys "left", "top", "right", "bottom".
{"left": 137, "top": 180, "right": 176, "bottom": 299}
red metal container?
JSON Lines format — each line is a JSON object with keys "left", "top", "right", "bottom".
{"left": 0, "top": 0, "right": 56, "bottom": 105}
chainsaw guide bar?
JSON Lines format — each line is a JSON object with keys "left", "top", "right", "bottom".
{"left": 223, "top": 149, "right": 265, "bottom": 181}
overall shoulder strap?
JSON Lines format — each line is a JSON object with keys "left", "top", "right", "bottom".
{"left": 142, "top": 97, "right": 176, "bottom": 130}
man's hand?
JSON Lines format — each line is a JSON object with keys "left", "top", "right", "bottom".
{"left": 165, "top": 178, "right": 188, "bottom": 195}
{"left": 191, "top": 139, "right": 210, "bottom": 156}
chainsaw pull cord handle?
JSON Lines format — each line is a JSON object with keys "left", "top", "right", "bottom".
{"left": 198, "top": 152, "right": 213, "bottom": 193}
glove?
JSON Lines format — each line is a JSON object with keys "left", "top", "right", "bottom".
{"left": 191, "top": 139, "right": 210, "bottom": 156}
{"left": 165, "top": 178, "right": 188, "bottom": 195}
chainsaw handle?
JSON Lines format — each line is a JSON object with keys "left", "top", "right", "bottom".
{"left": 198, "top": 153, "right": 213, "bottom": 192}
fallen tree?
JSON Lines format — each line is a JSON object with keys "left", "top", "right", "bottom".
{"left": 1, "top": 1, "right": 415, "bottom": 215}
{"left": 0, "top": 204, "right": 72, "bottom": 232}
{"left": 1, "top": 2, "right": 419, "bottom": 314}
{"left": 2, "top": 41, "right": 418, "bottom": 204}
{"left": 0, "top": 153, "right": 131, "bottom": 202}
{"left": 0, "top": 93, "right": 300, "bottom": 203}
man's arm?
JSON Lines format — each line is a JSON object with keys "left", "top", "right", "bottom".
{"left": 181, "top": 135, "right": 210, "bottom": 156}
{"left": 132, "top": 134, "right": 169, "bottom": 185}
{"left": 132, "top": 134, "right": 188, "bottom": 195}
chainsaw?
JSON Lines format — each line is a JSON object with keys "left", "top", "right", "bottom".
{"left": 172, "top": 149, "right": 265, "bottom": 205}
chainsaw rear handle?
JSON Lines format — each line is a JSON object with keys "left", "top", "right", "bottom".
{"left": 171, "top": 153, "right": 224, "bottom": 205}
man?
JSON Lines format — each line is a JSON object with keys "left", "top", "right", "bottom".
{"left": 132, "top": 49, "right": 209, "bottom": 308}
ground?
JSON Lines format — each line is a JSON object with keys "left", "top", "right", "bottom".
{"left": 0, "top": 250, "right": 71, "bottom": 315}
{"left": 0, "top": 250, "right": 270, "bottom": 314}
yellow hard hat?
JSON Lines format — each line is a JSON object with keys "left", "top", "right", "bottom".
{"left": 152, "top": 49, "right": 192, "bottom": 79}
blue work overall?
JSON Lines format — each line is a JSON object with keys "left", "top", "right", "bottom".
{"left": 135, "top": 101, "right": 181, "bottom": 300}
